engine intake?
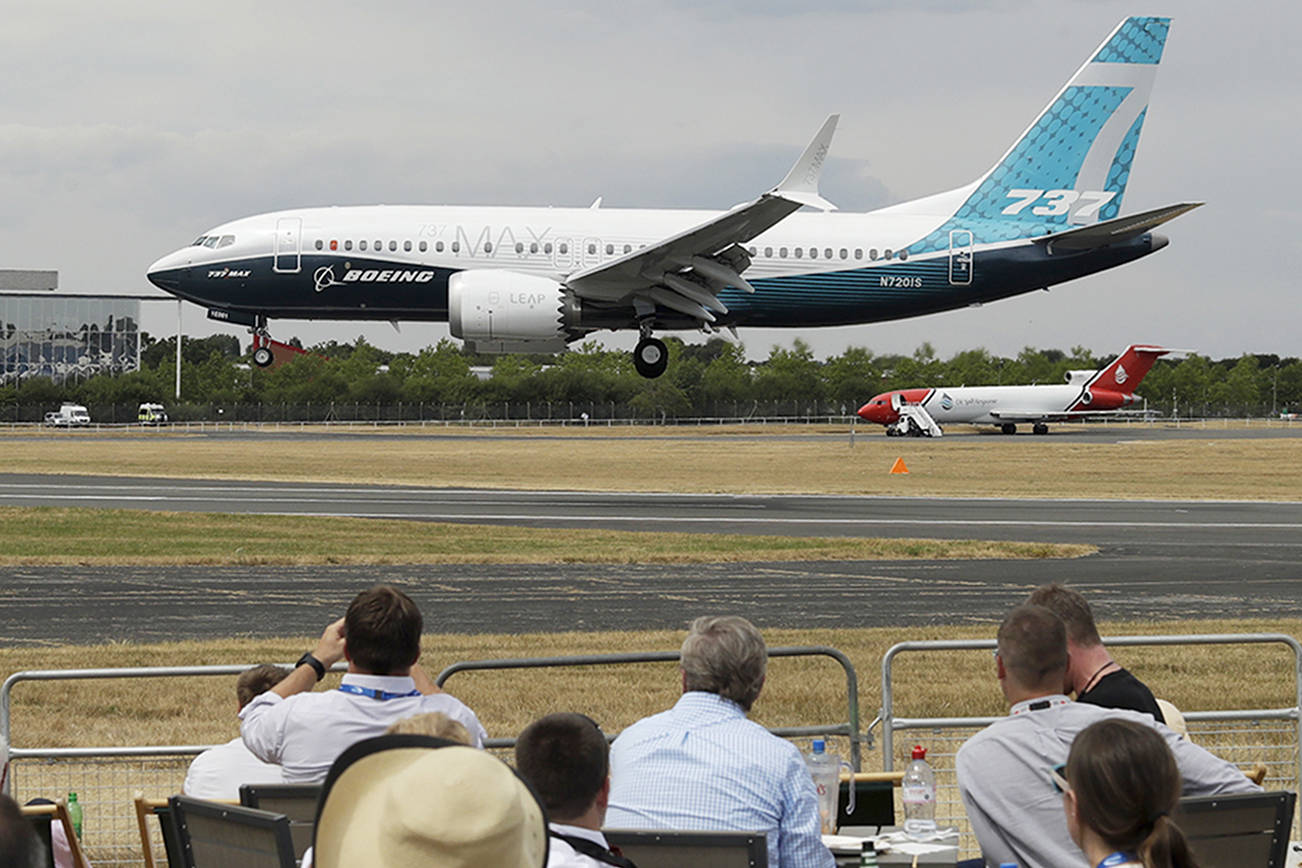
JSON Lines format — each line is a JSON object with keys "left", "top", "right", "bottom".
{"left": 448, "top": 270, "right": 580, "bottom": 354}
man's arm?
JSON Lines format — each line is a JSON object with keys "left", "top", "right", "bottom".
{"left": 1165, "top": 728, "right": 1264, "bottom": 795}
{"left": 955, "top": 744, "right": 1019, "bottom": 867}
{"left": 273, "top": 618, "right": 347, "bottom": 699}
{"left": 777, "top": 750, "right": 835, "bottom": 868}
{"left": 410, "top": 663, "right": 443, "bottom": 695}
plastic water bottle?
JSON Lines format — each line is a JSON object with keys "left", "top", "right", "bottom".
{"left": 901, "top": 745, "right": 936, "bottom": 837}
{"left": 67, "top": 791, "right": 83, "bottom": 839}
{"left": 805, "top": 739, "right": 840, "bottom": 834}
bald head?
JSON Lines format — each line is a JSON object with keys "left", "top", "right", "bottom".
{"left": 997, "top": 604, "right": 1069, "bottom": 692}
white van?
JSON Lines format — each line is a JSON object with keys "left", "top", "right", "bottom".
{"left": 138, "top": 403, "right": 169, "bottom": 425}
{"left": 44, "top": 403, "right": 91, "bottom": 427}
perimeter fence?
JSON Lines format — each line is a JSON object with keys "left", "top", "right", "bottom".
{"left": 875, "top": 633, "right": 1302, "bottom": 858}
{"left": 0, "top": 647, "right": 858, "bottom": 867}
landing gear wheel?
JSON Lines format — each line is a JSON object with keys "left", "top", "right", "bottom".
{"left": 1032, "top": 422, "right": 1049, "bottom": 435}
{"left": 1000, "top": 423, "right": 1017, "bottom": 435}
{"left": 633, "top": 337, "right": 668, "bottom": 379}
{"left": 253, "top": 346, "right": 275, "bottom": 368}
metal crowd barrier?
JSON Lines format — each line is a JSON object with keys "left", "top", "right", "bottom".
{"left": 876, "top": 633, "right": 1302, "bottom": 855}
{"left": 435, "top": 645, "right": 863, "bottom": 770}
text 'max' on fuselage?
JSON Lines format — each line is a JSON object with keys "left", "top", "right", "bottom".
{"left": 147, "top": 17, "right": 1195, "bottom": 379}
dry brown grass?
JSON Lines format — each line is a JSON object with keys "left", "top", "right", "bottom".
{"left": 3, "top": 426, "right": 1301, "bottom": 498}
{"left": 5, "top": 618, "right": 1297, "bottom": 754}
{"left": 0, "top": 507, "right": 1090, "bottom": 564}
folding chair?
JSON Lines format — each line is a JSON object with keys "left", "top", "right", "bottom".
{"left": 1174, "top": 790, "right": 1296, "bottom": 868}
{"left": 604, "top": 829, "right": 768, "bottom": 868}
{"left": 136, "top": 794, "right": 238, "bottom": 868}
{"left": 168, "top": 795, "right": 294, "bottom": 868}
{"left": 20, "top": 800, "right": 91, "bottom": 868}
{"left": 238, "top": 783, "right": 321, "bottom": 861}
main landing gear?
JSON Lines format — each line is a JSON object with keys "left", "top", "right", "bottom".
{"left": 633, "top": 320, "right": 668, "bottom": 379}
{"left": 1032, "top": 422, "right": 1049, "bottom": 435}
{"left": 250, "top": 317, "right": 275, "bottom": 368}
{"left": 1000, "top": 423, "right": 1017, "bottom": 435}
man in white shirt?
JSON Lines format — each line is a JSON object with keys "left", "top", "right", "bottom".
{"left": 184, "top": 664, "right": 289, "bottom": 798}
{"left": 516, "top": 712, "right": 635, "bottom": 868}
{"left": 241, "top": 585, "right": 488, "bottom": 783}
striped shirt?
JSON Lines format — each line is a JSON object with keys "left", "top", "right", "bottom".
{"left": 606, "top": 692, "right": 833, "bottom": 868}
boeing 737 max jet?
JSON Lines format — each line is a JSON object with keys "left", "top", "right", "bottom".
{"left": 147, "top": 16, "right": 1194, "bottom": 379}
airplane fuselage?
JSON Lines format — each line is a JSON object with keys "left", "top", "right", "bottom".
{"left": 147, "top": 204, "right": 1163, "bottom": 333}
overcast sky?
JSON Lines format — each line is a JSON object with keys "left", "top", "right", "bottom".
{"left": 1, "top": 0, "right": 1296, "bottom": 361}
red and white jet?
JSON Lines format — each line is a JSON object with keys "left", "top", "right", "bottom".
{"left": 857, "top": 345, "right": 1182, "bottom": 436}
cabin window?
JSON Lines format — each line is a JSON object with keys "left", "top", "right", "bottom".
{"left": 515, "top": 242, "right": 524, "bottom": 253}
{"left": 839, "top": 248, "right": 848, "bottom": 259}
{"left": 374, "top": 240, "right": 381, "bottom": 250}
{"left": 854, "top": 249, "right": 863, "bottom": 260}
{"left": 360, "top": 240, "right": 368, "bottom": 251}
{"left": 764, "top": 247, "right": 773, "bottom": 258}
{"left": 314, "top": 240, "right": 323, "bottom": 251}
{"left": 559, "top": 243, "right": 568, "bottom": 254}
{"left": 747, "top": 246, "right": 756, "bottom": 256}
{"left": 884, "top": 249, "right": 893, "bottom": 260}
{"left": 824, "top": 248, "right": 833, "bottom": 259}
{"left": 544, "top": 243, "right": 553, "bottom": 254}
{"left": 530, "top": 242, "right": 539, "bottom": 253}
{"left": 899, "top": 249, "right": 909, "bottom": 261}
{"left": 779, "top": 247, "right": 788, "bottom": 258}
{"left": 451, "top": 242, "right": 460, "bottom": 253}
{"left": 419, "top": 241, "right": 427, "bottom": 252}
{"left": 388, "top": 241, "right": 397, "bottom": 252}
{"left": 344, "top": 240, "right": 353, "bottom": 251}
{"left": 624, "top": 244, "right": 632, "bottom": 254}
{"left": 587, "top": 243, "right": 596, "bottom": 255}
{"left": 330, "top": 240, "right": 338, "bottom": 251}
{"left": 808, "top": 248, "right": 817, "bottom": 259}
{"left": 794, "top": 247, "right": 803, "bottom": 259}
{"left": 435, "top": 241, "right": 444, "bottom": 252}
{"left": 605, "top": 244, "right": 614, "bottom": 255}
{"left": 404, "top": 240, "right": 412, "bottom": 252}
{"left": 869, "top": 249, "right": 878, "bottom": 261}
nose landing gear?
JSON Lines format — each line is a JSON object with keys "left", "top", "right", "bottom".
{"left": 251, "top": 317, "right": 275, "bottom": 368}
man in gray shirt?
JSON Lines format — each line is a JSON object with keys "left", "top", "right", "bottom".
{"left": 956, "top": 605, "right": 1259, "bottom": 868}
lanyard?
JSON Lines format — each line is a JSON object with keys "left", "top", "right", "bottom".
{"left": 338, "top": 684, "right": 422, "bottom": 701}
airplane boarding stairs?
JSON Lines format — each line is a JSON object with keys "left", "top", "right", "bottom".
{"left": 886, "top": 402, "right": 943, "bottom": 437}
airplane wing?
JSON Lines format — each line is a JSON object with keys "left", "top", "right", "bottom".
{"left": 565, "top": 115, "right": 839, "bottom": 323}
{"left": 1038, "top": 202, "right": 1203, "bottom": 252}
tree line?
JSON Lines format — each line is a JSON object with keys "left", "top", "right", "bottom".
{"left": 2, "top": 334, "right": 1299, "bottom": 420}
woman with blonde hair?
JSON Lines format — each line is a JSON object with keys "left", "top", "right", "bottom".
{"left": 1055, "top": 718, "right": 1199, "bottom": 868}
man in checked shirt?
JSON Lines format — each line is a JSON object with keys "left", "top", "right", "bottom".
{"left": 606, "top": 615, "right": 833, "bottom": 868}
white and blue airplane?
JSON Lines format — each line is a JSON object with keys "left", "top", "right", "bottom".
{"left": 147, "top": 16, "right": 1194, "bottom": 378}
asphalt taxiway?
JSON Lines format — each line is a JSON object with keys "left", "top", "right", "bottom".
{"left": 1, "top": 473, "right": 1299, "bottom": 644}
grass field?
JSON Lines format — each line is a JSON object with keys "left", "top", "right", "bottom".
{"left": 0, "top": 506, "right": 1090, "bottom": 564}
{"left": 4, "top": 424, "right": 1302, "bottom": 498}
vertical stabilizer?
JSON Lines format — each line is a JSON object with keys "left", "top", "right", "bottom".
{"left": 1088, "top": 345, "right": 1175, "bottom": 392}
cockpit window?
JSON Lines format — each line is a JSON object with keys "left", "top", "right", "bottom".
{"left": 192, "top": 236, "right": 208, "bottom": 247}
{"left": 217, "top": 235, "right": 235, "bottom": 248}
{"left": 202, "top": 237, "right": 220, "bottom": 248}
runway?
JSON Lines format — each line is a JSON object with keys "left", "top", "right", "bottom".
{"left": 1, "top": 473, "right": 1299, "bottom": 644}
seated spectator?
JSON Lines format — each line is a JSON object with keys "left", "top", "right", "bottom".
{"left": 386, "top": 711, "right": 472, "bottom": 744}
{"left": 22, "top": 798, "right": 90, "bottom": 868}
{"left": 184, "top": 664, "right": 290, "bottom": 798}
{"left": 241, "top": 585, "right": 487, "bottom": 783}
{"left": 606, "top": 615, "right": 833, "bottom": 868}
{"left": 1058, "top": 718, "right": 1198, "bottom": 868}
{"left": 516, "top": 712, "right": 636, "bottom": 868}
{"left": 957, "top": 604, "right": 1259, "bottom": 868}
{"left": 1028, "top": 583, "right": 1165, "bottom": 721}
{"left": 312, "top": 734, "right": 547, "bottom": 868}
{"left": 2, "top": 793, "right": 46, "bottom": 868}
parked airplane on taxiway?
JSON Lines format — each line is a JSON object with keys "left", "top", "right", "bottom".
{"left": 857, "top": 345, "right": 1185, "bottom": 437}
{"left": 147, "top": 16, "right": 1192, "bottom": 380}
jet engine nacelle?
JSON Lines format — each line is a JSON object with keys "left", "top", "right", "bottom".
{"left": 1065, "top": 369, "right": 1095, "bottom": 385}
{"left": 448, "top": 269, "right": 579, "bottom": 354}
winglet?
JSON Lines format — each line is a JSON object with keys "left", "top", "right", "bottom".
{"left": 773, "top": 114, "right": 839, "bottom": 211}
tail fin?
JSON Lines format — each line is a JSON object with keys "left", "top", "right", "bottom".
{"left": 1088, "top": 344, "right": 1175, "bottom": 391}
{"left": 955, "top": 17, "right": 1170, "bottom": 229}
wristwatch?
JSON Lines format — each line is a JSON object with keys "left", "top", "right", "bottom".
{"left": 297, "top": 652, "right": 327, "bottom": 682}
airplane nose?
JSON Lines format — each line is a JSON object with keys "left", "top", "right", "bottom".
{"left": 857, "top": 402, "right": 875, "bottom": 422}
{"left": 147, "top": 250, "right": 188, "bottom": 292}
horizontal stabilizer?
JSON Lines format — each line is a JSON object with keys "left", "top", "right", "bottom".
{"left": 1039, "top": 202, "right": 1202, "bottom": 251}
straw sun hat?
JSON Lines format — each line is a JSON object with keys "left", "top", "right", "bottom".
{"left": 314, "top": 734, "right": 548, "bottom": 868}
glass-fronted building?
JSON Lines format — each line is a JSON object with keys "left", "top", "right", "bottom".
{"left": 0, "top": 295, "right": 141, "bottom": 385}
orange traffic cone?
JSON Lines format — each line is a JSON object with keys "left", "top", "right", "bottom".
{"left": 890, "top": 457, "right": 909, "bottom": 475}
